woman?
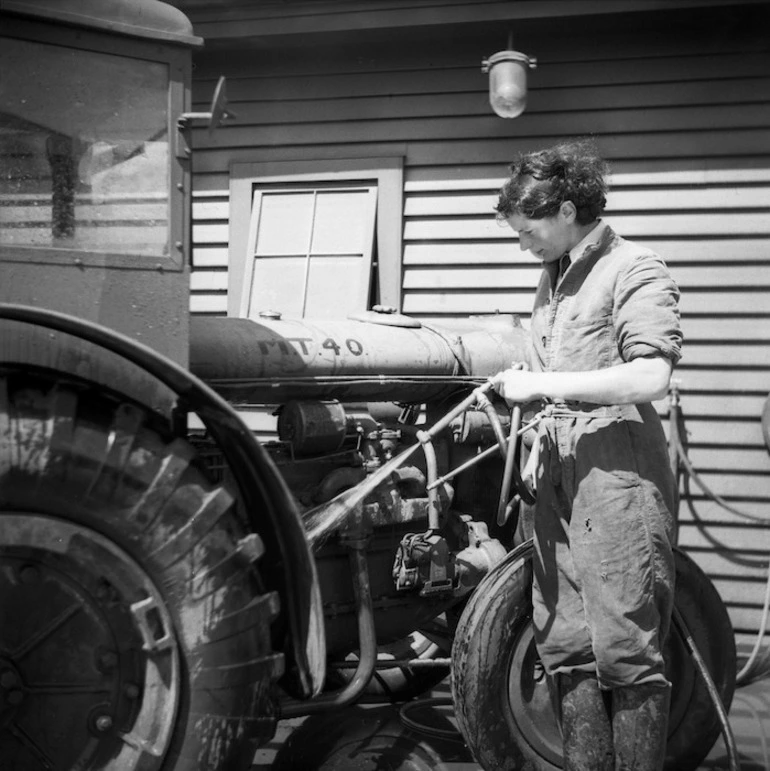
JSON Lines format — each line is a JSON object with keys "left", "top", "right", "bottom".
{"left": 490, "top": 140, "right": 682, "bottom": 770}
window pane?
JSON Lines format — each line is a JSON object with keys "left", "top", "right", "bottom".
{"left": 248, "top": 256, "right": 306, "bottom": 317}
{"left": 311, "top": 189, "right": 370, "bottom": 254}
{"left": 304, "top": 255, "right": 365, "bottom": 317}
{"left": 255, "top": 191, "right": 313, "bottom": 255}
{"left": 0, "top": 38, "right": 169, "bottom": 257}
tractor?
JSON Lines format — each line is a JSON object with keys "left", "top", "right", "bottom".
{"left": 0, "top": 1, "right": 736, "bottom": 769}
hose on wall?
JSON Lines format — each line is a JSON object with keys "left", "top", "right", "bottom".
{"left": 670, "top": 386, "right": 770, "bottom": 686}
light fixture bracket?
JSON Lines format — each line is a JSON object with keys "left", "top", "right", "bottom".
{"left": 481, "top": 50, "right": 537, "bottom": 73}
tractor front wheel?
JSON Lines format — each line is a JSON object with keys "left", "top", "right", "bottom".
{"left": 451, "top": 540, "right": 736, "bottom": 771}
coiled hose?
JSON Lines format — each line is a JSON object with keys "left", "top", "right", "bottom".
{"left": 670, "top": 384, "right": 770, "bottom": 686}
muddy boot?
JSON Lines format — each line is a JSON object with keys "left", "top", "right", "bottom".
{"left": 611, "top": 683, "right": 670, "bottom": 771}
{"left": 559, "top": 672, "right": 614, "bottom": 771}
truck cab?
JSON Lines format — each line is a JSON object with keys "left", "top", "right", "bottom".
{"left": 0, "top": 0, "right": 197, "bottom": 365}
{"left": 0, "top": 5, "right": 327, "bottom": 769}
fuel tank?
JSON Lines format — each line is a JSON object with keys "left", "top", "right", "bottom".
{"left": 189, "top": 309, "right": 528, "bottom": 403}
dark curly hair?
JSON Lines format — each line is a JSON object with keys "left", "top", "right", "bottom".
{"left": 495, "top": 139, "right": 609, "bottom": 225}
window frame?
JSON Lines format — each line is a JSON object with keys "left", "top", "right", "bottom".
{"left": 228, "top": 157, "right": 403, "bottom": 317}
{"left": 240, "top": 182, "right": 378, "bottom": 319}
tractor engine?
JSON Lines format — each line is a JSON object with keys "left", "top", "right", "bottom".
{"left": 189, "top": 307, "right": 528, "bottom": 657}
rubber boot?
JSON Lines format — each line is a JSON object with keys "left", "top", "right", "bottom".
{"left": 559, "top": 672, "right": 614, "bottom": 771}
{"left": 611, "top": 683, "right": 670, "bottom": 771}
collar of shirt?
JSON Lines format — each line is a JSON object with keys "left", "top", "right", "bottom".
{"left": 544, "top": 220, "right": 609, "bottom": 290}
{"left": 568, "top": 219, "right": 608, "bottom": 263}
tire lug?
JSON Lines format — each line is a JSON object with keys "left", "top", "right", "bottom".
{"left": 0, "top": 669, "right": 17, "bottom": 688}
{"left": 124, "top": 683, "right": 140, "bottom": 699}
{"left": 96, "top": 649, "right": 118, "bottom": 672}
{"left": 19, "top": 564, "right": 41, "bottom": 584}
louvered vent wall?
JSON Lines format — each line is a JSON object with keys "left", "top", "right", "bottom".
{"left": 186, "top": 5, "right": 770, "bottom": 648}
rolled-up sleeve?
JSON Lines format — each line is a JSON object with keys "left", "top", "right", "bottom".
{"left": 615, "top": 253, "right": 683, "bottom": 364}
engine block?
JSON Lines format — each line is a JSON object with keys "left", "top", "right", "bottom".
{"left": 190, "top": 309, "right": 528, "bottom": 652}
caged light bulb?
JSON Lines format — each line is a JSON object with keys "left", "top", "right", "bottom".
{"left": 482, "top": 50, "right": 537, "bottom": 119}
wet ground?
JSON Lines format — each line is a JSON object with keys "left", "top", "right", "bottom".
{"left": 252, "top": 674, "right": 770, "bottom": 771}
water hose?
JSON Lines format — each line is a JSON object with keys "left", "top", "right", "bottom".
{"left": 398, "top": 697, "right": 460, "bottom": 741}
{"left": 669, "top": 386, "right": 770, "bottom": 685}
{"left": 672, "top": 606, "right": 741, "bottom": 771}
{"left": 497, "top": 405, "right": 523, "bottom": 526}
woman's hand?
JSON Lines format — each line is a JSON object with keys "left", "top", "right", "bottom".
{"left": 489, "top": 362, "right": 543, "bottom": 404}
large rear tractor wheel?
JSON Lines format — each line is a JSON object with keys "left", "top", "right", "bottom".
{"left": 0, "top": 368, "right": 283, "bottom": 770}
{"left": 451, "top": 540, "right": 736, "bottom": 771}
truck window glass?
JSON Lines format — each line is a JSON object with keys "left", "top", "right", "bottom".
{"left": 0, "top": 37, "right": 169, "bottom": 257}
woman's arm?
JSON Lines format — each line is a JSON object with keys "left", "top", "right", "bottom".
{"left": 490, "top": 356, "right": 673, "bottom": 405}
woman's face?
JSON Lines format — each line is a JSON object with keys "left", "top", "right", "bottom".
{"left": 506, "top": 207, "right": 574, "bottom": 264}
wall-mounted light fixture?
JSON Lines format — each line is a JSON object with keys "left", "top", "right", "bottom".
{"left": 482, "top": 34, "right": 537, "bottom": 119}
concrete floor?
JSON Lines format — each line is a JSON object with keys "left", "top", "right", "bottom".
{"left": 253, "top": 674, "right": 770, "bottom": 771}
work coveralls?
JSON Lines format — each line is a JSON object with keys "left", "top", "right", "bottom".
{"left": 528, "top": 223, "right": 683, "bottom": 690}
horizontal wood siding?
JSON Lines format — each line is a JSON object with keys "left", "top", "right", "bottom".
{"left": 187, "top": 2, "right": 770, "bottom": 645}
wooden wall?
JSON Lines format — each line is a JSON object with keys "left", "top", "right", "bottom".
{"left": 185, "top": 3, "right": 770, "bottom": 649}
